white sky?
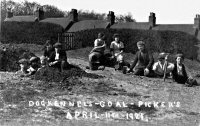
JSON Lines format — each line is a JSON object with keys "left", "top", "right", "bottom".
{"left": 10, "top": 0, "right": 200, "bottom": 24}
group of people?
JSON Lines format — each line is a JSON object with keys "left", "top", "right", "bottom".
{"left": 18, "top": 40, "right": 69, "bottom": 76}
{"left": 15, "top": 32, "right": 197, "bottom": 86}
{"left": 88, "top": 33, "right": 198, "bottom": 86}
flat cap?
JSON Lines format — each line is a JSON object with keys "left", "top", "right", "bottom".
{"left": 176, "top": 53, "right": 184, "bottom": 59}
{"left": 30, "top": 56, "right": 39, "bottom": 63}
{"left": 113, "top": 33, "right": 120, "bottom": 39}
{"left": 18, "top": 58, "right": 28, "bottom": 64}
{"left": 53, "top": 42, "right": 62, "bottom": 48}
{"left": 137, "top": 41, "right": 145, "bottom": 46}
{"left": 158, "top": 52, "right": 166, "bottom": 60}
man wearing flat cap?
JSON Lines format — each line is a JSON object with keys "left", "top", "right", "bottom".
{"left": 172, "top": 53, "right": 197, "bottom": 86}
{"left": 126, "top": 41, "right": 154, "bottom": 76}
{"left": 49, "top": 42, "right": 68, "bottom": 72}
{"left": 152, "top": 52, "right": 174, "bottom": 77}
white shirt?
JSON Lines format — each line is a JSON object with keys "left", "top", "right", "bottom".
{"left": 153, "top": 61, "right": 174, "bottom": 75}
{"left": 55, "top": 52, "right": 59, "bottom": 60}
{"left": 110, "top": 41, "right": 124, "bottom": 56}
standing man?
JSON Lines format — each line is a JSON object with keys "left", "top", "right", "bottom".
{"left": 127, "top": 41, "right": 154, "bottom": 76}
{"left": 49, "top": 42, "right": 68, "bottom": 72}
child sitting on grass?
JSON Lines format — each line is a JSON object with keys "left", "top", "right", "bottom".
{"left": 17, "top": 58, "right": 29, "bottom": 75}
{"left": 26, "top": 56, "right": 40, "bottom": 76}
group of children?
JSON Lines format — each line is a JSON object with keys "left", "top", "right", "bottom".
{"left": 88, "top": 33, "right": 198, "bottom": 87}
{"left": 18, "top": 40, "right": 68, "bottom": 76}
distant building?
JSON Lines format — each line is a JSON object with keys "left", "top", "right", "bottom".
{"left": 4, "top": 8, "right": 200, "bottom": 48}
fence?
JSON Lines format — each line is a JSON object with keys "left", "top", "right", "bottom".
{"left": 58, "top": 32, "right": 82, "bottom": 50}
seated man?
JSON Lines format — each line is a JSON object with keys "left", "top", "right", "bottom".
{"left": 49, "top": 42, "right": 68, "bottom": 72}
{"left": 172, "top": 54, "right": 197, "bottom": 86}
{"left": 89, "top": 33, "right": 106, "bottom": 70}
{"left": 126, "top": 41, "right": 154, "bottom": 76}
{"left": 153, "top": 52, "right": 174, "bottom": 77}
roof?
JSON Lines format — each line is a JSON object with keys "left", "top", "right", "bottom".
{"left": 67, "top": 20, "right": 110, "bottom": 32}
{"left": 40, "top": 17, "right": 72, "bottom": 29}
{"left": 152, "top": 24, "right": 196, "bottom": 35}
{"left": 110, "top": 22, "right": 151, "bottom": 30}
{"left": 4, "top": 16, "right": 37, "bottom": 22}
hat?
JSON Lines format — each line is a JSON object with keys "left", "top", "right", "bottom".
{"left": 113, "top": 33, "right": 120, "bottom": 39}
{"left": 176, "top": 54, "right": 184, "bottom": 59}
{"left": 53, "top": 42, "right": 62, "bottom": 48}
{"left": 137, "top": 41, "right": 145, "bottom": 46}
{"left": 18, "top": 58, "right": 28, "bottom": 64}
{"left": 30, "top": 56, "right": 39, "bottom": 63}
{"left": 40, "top": 56, "right": 46, "bottom": 61}
{"left": 158, "top": 52, "right": 166, "bottom": 60}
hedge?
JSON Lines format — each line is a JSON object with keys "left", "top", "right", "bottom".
{"left": 74, "top": 28, "right": 199, "bottom": 60}
{"left": 1, "top": 23, "right": 199, "bottom": 60}
{"left": 1, "top": 22, "right": 63, "bottom": 45}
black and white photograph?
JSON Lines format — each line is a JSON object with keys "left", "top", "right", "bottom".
{"left": 1, "top": 0, "right": 200, "bottom": 125}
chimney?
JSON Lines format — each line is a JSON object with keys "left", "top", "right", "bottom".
{"left": 149, "top": 12, "right": 156, "bottom": 27}
{"left": 70, "top": 9, "right": 78, "bottom": 22}
{"left": 107, "top": 11, "right": 115, "bottom": 25}
{"left": 6, "top": 8, "right": 13, "bottom": 18}
{"left": 35, "top": 6, "right": 45, "bottom": 20}
{"left": 194, "top": 14, "right": 200, "bottom": 30}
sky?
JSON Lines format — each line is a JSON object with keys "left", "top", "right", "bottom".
{"left": 10, "top": 0, "right": 200, "bottom": 24}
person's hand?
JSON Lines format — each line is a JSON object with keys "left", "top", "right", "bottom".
{"left": 111, "top": 56, "right": 115, "bottom": 59}
{"left": 49, "top": 62, "right": 55, "bottom": 66}
{"left": 144, "top": 68, "right": 149, "bottom": 75}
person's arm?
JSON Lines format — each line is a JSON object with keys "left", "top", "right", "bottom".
{"left": 90, "top": 40, "right": 106, "bottom": 53}
{"left": 146, "top": 52, "right": 154, "bottom": 70}
{"left": 119, "top": 42, "right": 124, "bottom": 54}
{"left": 152, "top": 62, "right": 158, "bottom": 71}
{"left": 48, "top": 52, "right": 58, "bottom": 66}
{"left": 43, "top": 50, "right": 47, "bottom": 57}
{"left": 60, "top": 50, "right": 67, "bottom": 61}
{"left": 129, "top": 52, "right": 139, "bottom": 71}
{"left": 183, "top": 64, "right": 191, "bottom": 79}
{"left": 110, "top": 42, "right": 114, "bottom": 57}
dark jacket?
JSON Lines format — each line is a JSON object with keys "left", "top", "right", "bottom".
{"left": 172, "top": 63, "right": 188, "bottom": 84}
{"left": 130, "top": 50, "right": 154, "bottom": 70}
{"left": 44, "top": 48, "right": 54, "bottom": 58}
{"left": 49, "top": 50, "right": 67, "bottom": 63}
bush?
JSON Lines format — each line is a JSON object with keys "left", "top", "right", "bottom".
{"left": 1, "top": 22, "right": 63, "bottom": 45}
{"left": 74, "top": 28, "right": 198, "bottom": 59}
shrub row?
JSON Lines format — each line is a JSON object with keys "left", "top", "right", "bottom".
{"left": 1, "top": 22, "right": 63, "bottom": 45}
{"left": 1, "top": 22, "right": 199, "bottom": 59}
{"left": 74, "top": 28, "right": 199, "bottom": 59}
